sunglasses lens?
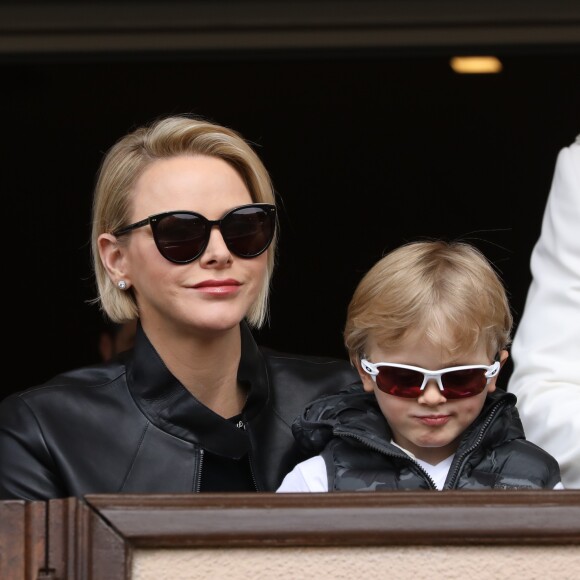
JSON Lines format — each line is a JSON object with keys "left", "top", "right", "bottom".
{"left": 154, "top": 213, "right": 208, "bottom": 263}
{"left": 440, "top": 369, "right": 487, "bottom": 399}
{"left": 150, "top": 205, "right": 275, "bottom": 263}
{"left": 374, "top": 366, "right": 489, "bottom": 399}
{"left": 222, "top": 206, "right": 275, "bottom": 257}
{"left": 375, "top": 367, "right": 424, "bottom": 398}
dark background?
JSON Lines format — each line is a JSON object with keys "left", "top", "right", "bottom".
{"left": 1, "top": 25, "right": 579, "bottom": 396}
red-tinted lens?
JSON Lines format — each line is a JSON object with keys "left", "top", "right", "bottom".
{"left": 439, "top": 369, "right": 487, "bottom": 399}
{"left": 375, "top": 367, "right": 488, "bottom": 399}
{"left": 375, "top": 367, "right": 425, "bottom": 398}
{"left": 221, "top": 205, "right": 275, "bottom": 257}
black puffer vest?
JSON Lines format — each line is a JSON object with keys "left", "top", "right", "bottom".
{"left": 292, "top": 388, "right": 562, "bottom": 490}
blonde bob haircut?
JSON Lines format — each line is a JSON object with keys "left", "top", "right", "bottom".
{"left": 344, "top": 240, "right": 513, "bottom": 365}
{"left": 91, "top": 114, "right": 277, "bottom": 328}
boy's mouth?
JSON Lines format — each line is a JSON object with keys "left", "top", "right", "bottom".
{"left": 415, "top": 415, "right": 451, "bottom": 426}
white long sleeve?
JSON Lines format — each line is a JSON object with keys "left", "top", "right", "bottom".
{"left": 508, "top": 136, "right": 580, "bottom": 489}
{"left": 276, "top": 456, "right": 329, "bottom": 492}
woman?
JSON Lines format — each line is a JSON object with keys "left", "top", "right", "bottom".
{"left": 0, "top": 115, "right": 361, "bottom": 499}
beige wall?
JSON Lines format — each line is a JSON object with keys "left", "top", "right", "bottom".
{"left": 133, "top": 545, "right": 580, "bottom": 579}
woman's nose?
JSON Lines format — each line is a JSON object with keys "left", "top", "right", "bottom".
{"left": 199, "top": 226, "right": 232, "bottom": 265}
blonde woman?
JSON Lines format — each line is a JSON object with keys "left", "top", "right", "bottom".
{"left": 0, "top": 115, "right": 361, "bottom": 499}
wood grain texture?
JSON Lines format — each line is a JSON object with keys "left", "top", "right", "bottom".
{"left": 3, "top": 492, "right": 579, "bottom": 579}
{"left": 84, "top": 490, "right": 580, "bottom": 548}
{"left": 0, "top": 501, "right": 47, "bottom": 580}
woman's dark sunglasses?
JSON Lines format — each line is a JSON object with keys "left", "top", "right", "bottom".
{"left": 113, "top": 203, "right": 276, "bottom": 264}
{"left": 360, "top": 359, "right": 501, "bottom": 400}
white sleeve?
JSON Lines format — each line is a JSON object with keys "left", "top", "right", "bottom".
{"left": 276, "top": 455, "right": 329, "bottom": 492}
{"left": 508, "top": 136, "right": 580, "bottom": 489}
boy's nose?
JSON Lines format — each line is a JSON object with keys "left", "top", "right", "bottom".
{"left": 418, "top": 380, "right": 447, "bottom": 404}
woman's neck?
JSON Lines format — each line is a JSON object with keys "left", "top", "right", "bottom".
{"left": 143, "top": 322, "right": 246, "bottom": 418}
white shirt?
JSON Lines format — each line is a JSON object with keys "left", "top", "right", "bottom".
{"left": 277, "top": 446, "right": 564, "bottom": 492}
{"left": 277, "top": 455, "right": 328, "bottom": 492}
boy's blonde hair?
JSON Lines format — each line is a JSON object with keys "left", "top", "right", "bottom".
{"left": 91, "top": 114, "right": 277, "bottom": 328}
{"left": 344, "top": 240, "right": 513, "bottom": 364}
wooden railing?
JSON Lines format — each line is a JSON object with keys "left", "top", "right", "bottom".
{"left": 2, "top": 491, "right": 580, "bottom": 579}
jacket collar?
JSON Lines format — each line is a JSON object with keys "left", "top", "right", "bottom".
{"left": 125, "top": 321, "right": 269, "bottom": 459}
{"left": 295, "top": 388, "right": 519, "bottom": 456}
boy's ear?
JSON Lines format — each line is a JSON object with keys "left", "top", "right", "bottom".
{"left": 499, "top": 349, "right": 510, "bottom": 367}
{"left": 488, "top": 350, "right": 510, "bottom": 394}
{"left": 355, "top": 360, "right": 376, "bottom": 393}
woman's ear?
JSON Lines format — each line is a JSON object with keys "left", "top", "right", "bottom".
{"left": 98, "top": 233, "right": 130, "bottom": 285}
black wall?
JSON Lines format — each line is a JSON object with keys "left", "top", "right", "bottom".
{"left": 1, "top": 49, "right": 579, "bottom": 396}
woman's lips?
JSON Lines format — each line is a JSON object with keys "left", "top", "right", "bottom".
{"left": 192, "top": 279, "right": 241, "bottom": 295}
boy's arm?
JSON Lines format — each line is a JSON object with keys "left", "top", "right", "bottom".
{"left": 508, "top": 137, "right": 580, "bottom": 489}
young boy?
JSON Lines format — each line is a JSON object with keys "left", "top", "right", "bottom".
{"left": 277, "top": 240, "right": 563, "bottom": 492}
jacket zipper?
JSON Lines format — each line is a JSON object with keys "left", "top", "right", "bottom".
{"left": 239, "top": 419, "right": 260, "bottom": 491}
{"left": 444, "top": 399, "right": 507, "bottom": 489}
{"left": 195, "top": 448, "right": 204, "bottom": 492}
{"left": 194, "top": 420, "right": 259, "bottom": 492}
{"left": 336, "top": 430, "right": 438, "bottom": 489}
{"left": 247, "top": 454, "right": 259, "bottom": 491}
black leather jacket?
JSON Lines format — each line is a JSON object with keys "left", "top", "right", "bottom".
{"left": 292, "top": 388, "right": 562, "bottom": 490}
{"left": 0, "top": 323, "right": 361, "bottom": 500}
